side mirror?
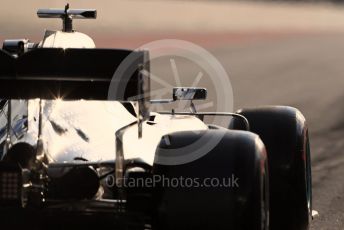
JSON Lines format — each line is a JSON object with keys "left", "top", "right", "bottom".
{"left": 173, "top": 87, "right": 207, "bottom": 101}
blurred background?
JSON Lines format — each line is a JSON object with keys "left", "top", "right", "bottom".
{"left": 2, "top": 0, "right": 344, "bottom": 47}
{"left": 1, "top": 0, "right": 344, "bottom": 229}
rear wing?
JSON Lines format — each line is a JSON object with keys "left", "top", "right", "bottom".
{"left": 0, "top": 48, "right": 150, "bottom": 101}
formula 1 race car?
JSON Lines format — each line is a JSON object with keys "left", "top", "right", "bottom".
{"left": 0, "top": 5, "right": 312, "bottom": 230}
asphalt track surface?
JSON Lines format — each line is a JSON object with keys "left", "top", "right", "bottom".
{"left": 143, "top": 33, "right": 344, "bottom": 230}
{"left": 208, "top": 34, "right": 344, "bottom": 230}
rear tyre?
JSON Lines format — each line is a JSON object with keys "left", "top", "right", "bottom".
{"left": 233, "top": 106, "right": 312, "bottom": 230}
{"left": 153, "top": 129, "right": 269, "bottom": 230}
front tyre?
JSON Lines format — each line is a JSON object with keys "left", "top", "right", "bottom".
{"left": 233, "top": 106, "right": 312, "bottom": 230}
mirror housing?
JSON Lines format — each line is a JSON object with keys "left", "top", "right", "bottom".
{"left": 173, "top": 87, "right": 207, "bottom": 101}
